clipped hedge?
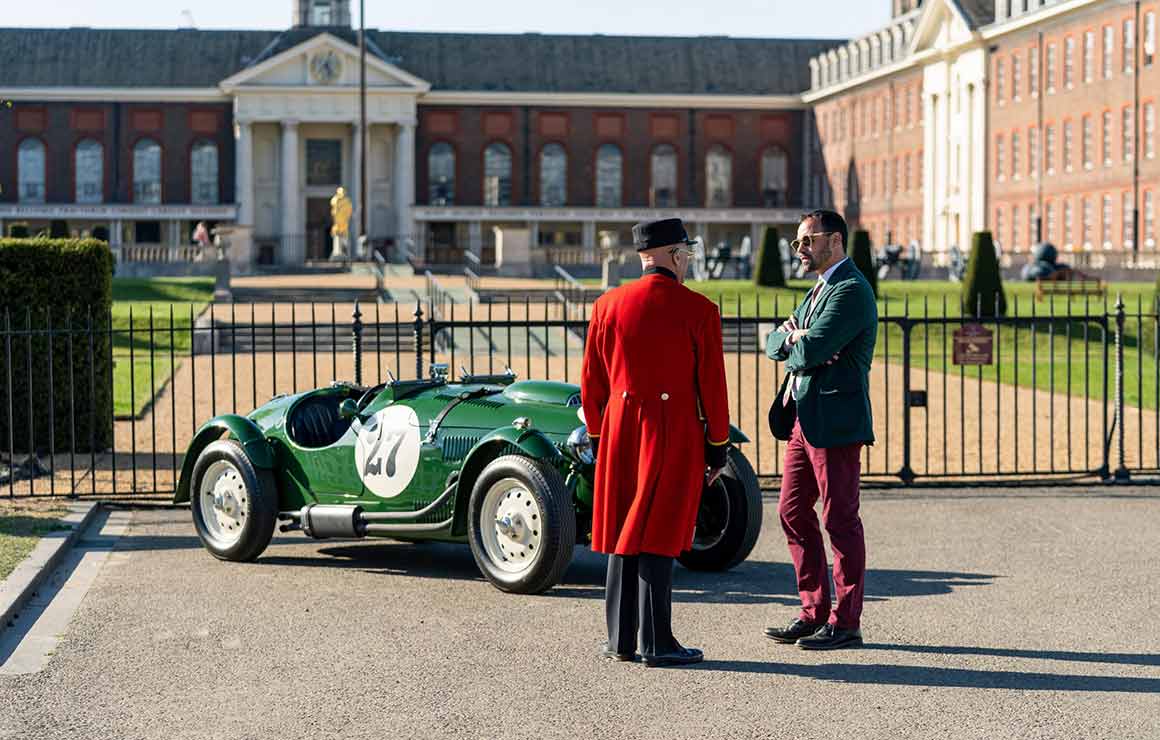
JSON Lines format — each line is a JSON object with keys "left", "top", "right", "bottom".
{"left": 849, "top": 229, "right": 878, "bottom": 297}
{"left": 754, "top": 226, "right": 785, "bottom": 287}
{"left": 0, "top": 238, "right": 114, "bottom": 453}
{"left": 962, "top": 231, "right": 1007, "bottom": 317}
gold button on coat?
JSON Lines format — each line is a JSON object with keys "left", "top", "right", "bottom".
{"left": 660, "top": 393, "right": 670, "bottom": 401}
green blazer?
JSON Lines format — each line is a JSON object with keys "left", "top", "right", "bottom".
{"left": 765, "top": 259, "right": 878, "bottom": 449}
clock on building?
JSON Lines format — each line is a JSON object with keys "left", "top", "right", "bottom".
{"left": 309, "top": 50, "right": 342, "bottom": 84}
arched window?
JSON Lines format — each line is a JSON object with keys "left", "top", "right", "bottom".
{"left": 483, "top": 142, "right": 512, "bottom": 207}
{"left": 427, "top": 142, "right": 455, "bottom": 205}
{"left": 705, "top": 145, "right": 732, "bottom": 207}
{"left": 17, "top": 139, "right": 46, "bottom": 203}
{"left": 650, "top": 144, "right": 677, "bottom": 207}
{"left": 761, "top": 147, "right": 789, "bottom": 207}
{"left": 133, "top": 138, "right": 162, "bottom": 204}
{"left": 539, "top": 143, "right": 567, "bottom": 207}
{"left": 74, "top": 139, "right": 103, "bottom": 204}
{"left": 190, "top": 140, "right": 219, "bottom": 205}
{"left": 595, "top": 144, "right": 622, "bottom": 208}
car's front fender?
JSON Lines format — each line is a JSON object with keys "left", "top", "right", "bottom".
{"left": 449, "top": 426, "right": 562, "bottom": 536}
{"left": 174, "top": 414, "right": 275, "bottom": 503}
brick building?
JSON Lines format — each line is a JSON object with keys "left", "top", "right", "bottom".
{"left": 0, "top": 1, "right": 831, "bottom": 269}
{"left": 1, "top": 0, "right": 1156, "bottom": 272}
{"left": 807, "top": 0, "right": 1158, "bottom": 270}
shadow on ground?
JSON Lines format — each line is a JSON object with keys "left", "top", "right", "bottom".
{"left": 686, "top": 660, "right": 1160, "bottom": 693}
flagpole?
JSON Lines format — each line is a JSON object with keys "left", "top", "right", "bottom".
{"left": 358, "top": 0, "right": 368, "bottom": 260}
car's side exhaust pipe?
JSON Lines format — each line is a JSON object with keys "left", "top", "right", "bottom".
{"left": 281, "top": 488, "right": 458, "bottom": 539}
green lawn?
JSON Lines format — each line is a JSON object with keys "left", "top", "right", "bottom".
{"left": 646, "top": 278, "right": 1157, "bottom": 410}
{"left": 0, "top": 502, "right": 69, "bottom": 581}
{"left": 110, "top": 278, "right": 213, "bottom": 417}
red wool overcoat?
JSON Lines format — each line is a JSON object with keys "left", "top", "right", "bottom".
{"left": 580, "top": 270, "right": 731, "bottom": 557}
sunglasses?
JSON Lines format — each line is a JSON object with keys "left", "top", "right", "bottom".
{"left": 790, "top": 232, "right": 836, "bottom": 251}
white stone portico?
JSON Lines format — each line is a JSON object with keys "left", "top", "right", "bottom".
{"left": 912, "top": 0, "right": 989, "bottom": 257}
{"left": 220, "top": 32, "right": 428, "bottom": 265}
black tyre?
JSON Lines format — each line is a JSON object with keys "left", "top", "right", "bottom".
{"left": 467, "top": 454, "right": 576, "bottom": 594}
{"left": 678, "top": 447, "right": 763, "bottom": 572}
{"left": 190, "top": 439, "right": 278, "bottom": 562}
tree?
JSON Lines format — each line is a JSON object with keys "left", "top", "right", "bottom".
{"left": 962, "top": 230, "right": 1007, "bottom": 317}
{"left": 849, "top": 229, "right": 877, "bottom": 297}
{"left": 754, "top": 226, "right": 785, "bottom": 287}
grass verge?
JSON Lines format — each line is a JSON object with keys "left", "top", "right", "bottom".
{"left": 0, "top": 499, "right": 70, "bottom": 581}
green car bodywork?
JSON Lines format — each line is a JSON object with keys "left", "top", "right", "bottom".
{"left": 176, "top": 375, "right": 749, "bottom": 544}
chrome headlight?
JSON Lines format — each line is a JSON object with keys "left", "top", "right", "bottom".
{"left": 567, "top": 426, "right": 594, "bottom": 465}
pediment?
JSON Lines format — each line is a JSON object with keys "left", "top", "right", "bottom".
{"left": 220, "top": 32, "right": 430, "bottom": 93}
{"left": 910, "top": 0, "right": 975, "bottom": 55}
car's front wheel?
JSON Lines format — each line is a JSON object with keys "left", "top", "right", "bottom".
{"left": 678, "top": 446, "right": 763, "bottom": 572}
{"left": 468, "top": 455, "right": 576, "bottom": 594}
{"left": 190, "top": 439, "right": 278, "bottom": 562}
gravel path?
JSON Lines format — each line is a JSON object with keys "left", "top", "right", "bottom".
{"left": 1, "top": 486, "right": 1157, "bottom": 739}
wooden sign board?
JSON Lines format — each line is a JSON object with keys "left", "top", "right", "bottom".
{"left": 953, "top": 323, "right": 994, "bottom": 366}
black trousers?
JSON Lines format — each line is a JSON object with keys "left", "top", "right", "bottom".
{"left": 605, "top": 553, "right": 676, "bottom": 657}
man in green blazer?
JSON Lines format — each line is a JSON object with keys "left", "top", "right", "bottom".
{"left": 763, "top": 210, "right": 877, "bottom": 651}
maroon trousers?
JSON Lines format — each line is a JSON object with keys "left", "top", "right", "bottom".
{"left": 779, "top": 420, "right": 866, "bottom": 629}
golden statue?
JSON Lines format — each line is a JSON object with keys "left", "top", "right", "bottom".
{"left": 330, "top": 186, "right": 352, "bottom": 238}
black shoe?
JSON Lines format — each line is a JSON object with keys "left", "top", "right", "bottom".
{"left": 642, "top": 645, "right": 704, "bottom": 667}
{"left": 795, "top": 624, "right": 863, "bottom": 650}
{"left": 764, "top": 618, "right": 827, "bottom": 644}
{"left": 601, "top": 642, "right": 637, "bottom": 662}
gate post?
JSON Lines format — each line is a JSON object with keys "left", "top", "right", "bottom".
{"left": 412, "top": 302, "right": 424, "bottom": 379}
{"left": 1113, "top": 296, "right": 1131, "bottom": 482}
{"left": 898, "top": 317, "right": 917, "bottom": 485}
{"left": 351, "top": 300, "right": 363, "bottom": 387}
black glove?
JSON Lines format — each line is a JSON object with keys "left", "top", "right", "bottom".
{"left": 705, "top": 440, "right": 729, "bottom": 471}
{"left": 590, "top": 436, "right": 599, "bottom": 459}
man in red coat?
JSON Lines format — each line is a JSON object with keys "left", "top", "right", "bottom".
{"left": 581, "top": 218, "right": 731, "bottom": 667}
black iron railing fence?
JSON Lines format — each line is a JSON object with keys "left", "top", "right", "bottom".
{"left": 0, "top": 293, "right": 1156, "bottom": 498}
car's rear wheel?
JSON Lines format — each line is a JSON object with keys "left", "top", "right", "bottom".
{"left": 190, "top": 439, "right": 278, "bottom": 562}
{"left": 468, "top": 455, "right": 575, "bottom": 594}
{"left": 678, "top": 446, "right": 762, "bottom": 572}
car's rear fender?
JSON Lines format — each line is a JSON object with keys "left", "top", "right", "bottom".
{"left": 450, "top": 426, "right": 561, "bottom": 536}
{"left": 174, "top": 414, "right": 275, "bottom": 503}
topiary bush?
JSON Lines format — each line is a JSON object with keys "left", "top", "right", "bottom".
{"left": 962, "top": 230, "right": 1007, "bottom": 317}
{"left": 849, "top": 229, "right": 877, "bottom": 297}
{"left": 0, "top": 238, "right": 114, "bottom": 453}
{"left": 754, "top": 226, "right": 785, "bottom": 288}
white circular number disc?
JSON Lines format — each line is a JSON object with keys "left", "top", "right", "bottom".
{"left": 355, "top": 405, "right": 422, "bottom": 499}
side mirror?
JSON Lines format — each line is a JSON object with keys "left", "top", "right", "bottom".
{"left": 338, "top": 398, "right": 360, "bottom": 421}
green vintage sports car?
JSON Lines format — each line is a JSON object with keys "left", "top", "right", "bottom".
{"left": 175, "top": 364, "right": 763, "bottom": 594}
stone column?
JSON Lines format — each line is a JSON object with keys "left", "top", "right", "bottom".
{"left": 467, "top": 221, "right": 483, "bottom": 258}
{"left": 393, "top": 120, "right": 415, "bottom": 245}
{"left": 110, "top": 219, "right": 123, "bottom": 246}
{"left": 235, "top": 120, "right": 254, "bottom": 227}
{"left": 281, "top": 120, "right": 300, "bottom": 264}
{"left": 581, "top": 221, "right": 597, "bottom": 262}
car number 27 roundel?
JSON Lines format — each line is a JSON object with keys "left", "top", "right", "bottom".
{"left": 354, "top": 405, "right": 422, "bottom": 498}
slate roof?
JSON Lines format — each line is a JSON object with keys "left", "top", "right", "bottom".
{"left": 0, "top": 26, "right": 842, "bottom": 96}
{"left": 951, "top": 0, "right": 996, "bottom": 29}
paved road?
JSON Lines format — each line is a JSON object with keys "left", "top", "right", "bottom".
{"left": 1, "top": 486, "right": 1158, "bottom": 740}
